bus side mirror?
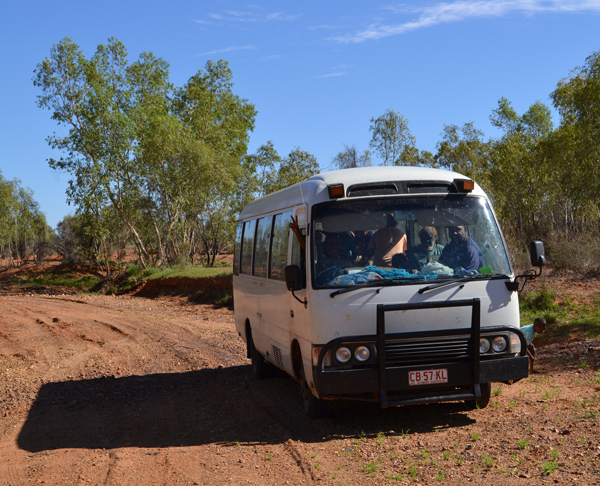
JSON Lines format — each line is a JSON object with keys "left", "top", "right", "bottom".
{"left": 285, "top": 265, "right": 303, "bottom": 291}
{"left": 530, "top": 240, "right": 546, "bottom": 267}
{"left": 507, "top": 240, "right": 546, "bottom": 292}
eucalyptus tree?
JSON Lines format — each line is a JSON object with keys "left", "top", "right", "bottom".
{"left": 435, "top": 122, "right": 491, "bottom": 188}
{"left": 332, "top": 144, "right": 372, "bottom": 170}
{"left": 486, "top": 98, "right": 555, "bottom": 242}
{"left": 35, "top": 37, "right": 256, "bottom": 268}
{"left": 236, "top": 141, "right": 282, "bottom": 213}
{"left": 369, "top": 109, "right": 417, "bottom": 166}
{"left": 264, "top": 147, "right": 319, "bottom": 194}
{"left": 551, "top": 49, "right": 600, "bottom": 224}
{"left": 0, "top": 171, "right": 49, "bottom": 266}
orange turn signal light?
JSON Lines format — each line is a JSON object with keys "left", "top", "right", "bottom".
{"left": 455, "top": 179, "right": 475, "bottom": 192}
{"left": 328, "top": 184, "right": 345, "bottom": 199}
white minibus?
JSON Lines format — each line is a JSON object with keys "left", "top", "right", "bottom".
{"left": 233, "top": 167, "right": 545, "bottom": 417}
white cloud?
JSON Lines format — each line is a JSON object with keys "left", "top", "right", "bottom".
{"left": 266, "top": 12, "right": 302, "bottom": 21}
{"left": 198, "top": 9, "right": 300, "bottom": 24}
{"left": 308, "top": 24, "right": 338, "bottom": 31}
{"left": 331, "top": 0, "right": 600, "bottom": 43}
{"left": 260, "top": 54, "right": 283, "bottom": 61}
{"left": 314, "top": 72, "right": 347, "bottom": 78}
{"left": 226, "top": 10, "right": 254, "bottom": 18}
{"left": 199, "top": 45, "right": 257, "bottom": 56}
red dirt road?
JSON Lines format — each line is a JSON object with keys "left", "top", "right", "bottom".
{"left": 1, "top": 289, "right": 600, "bottom": 485}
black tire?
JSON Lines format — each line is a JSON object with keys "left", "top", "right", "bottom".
{"left": 465, "top": 382, "right": 491, "bottom": 410}
{"left": 299, "top": 363, "right": 328, "bottom": 418}
{"left": 249, "top": 331, "right": 269, "bottom": 380}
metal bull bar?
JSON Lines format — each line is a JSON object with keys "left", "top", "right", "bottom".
{"left": 315, "top": 298, "right": 529, "bottom": 408}
{"left": 377, "top": 298, "right": 480, "bottom": 408}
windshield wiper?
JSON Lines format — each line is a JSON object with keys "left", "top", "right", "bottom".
{"left": 330, "top": 277, "right": 429, "bottom": 298}
{"left": 418, "top": 273, "right": 508, "bottom": 294}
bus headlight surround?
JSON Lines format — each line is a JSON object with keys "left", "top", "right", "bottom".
{"left": 355, "top": 346, "right": 370, "bottom": 362}
{"left": 492, "top": 336, "right": 507, "bottom": 352}
{"left": 335, "top": 347, "right": 352, "bottom": 363}
{"left": 479, "top": 338, "right": 490, "bottom": 354}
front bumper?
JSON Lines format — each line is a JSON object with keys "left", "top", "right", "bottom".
{"left": 313, "top": 298, "right": 528, "bottom": 407}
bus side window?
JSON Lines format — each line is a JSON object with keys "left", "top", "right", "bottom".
{"left": 254, "top": 217, "right": 271, "bottom": 278}
{"left": 233, "top": 222, "right": 243, "bottom": 275}
{"left": 240, "top": 220, "right": 256, "bottom": 275}
{"left": 291, "top": 226, "right": 306, "bottom": 289}
{"left": 270, "top": 211, "right": 292, "bottom": 280}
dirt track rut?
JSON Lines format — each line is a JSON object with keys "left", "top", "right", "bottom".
{"left": 1, "top": 294, "right": 600, "bottom": 485}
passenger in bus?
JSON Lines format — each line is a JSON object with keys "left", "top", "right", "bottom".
{"left": 315, "top": 233, "right": 355, "bottom": 284}
{"left": 405, "top": 227, "right": 444, "bottom": 271}
{"left": 439, "top": 225, "right": 484, "bottom": 272}
{"left": 353, "top": 230, "right": 374, "bottom": 265}
{"left": 366, "top": 214, "right": 407, "bottom": 267}
{"left": 290, "top": 217, "right": 354, "bottom": 284}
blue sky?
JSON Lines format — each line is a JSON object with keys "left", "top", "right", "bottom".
{"left": 1, "top": 0, "right": 599, "bottom": 228}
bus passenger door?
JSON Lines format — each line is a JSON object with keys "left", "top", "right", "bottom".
{"left": 289, "top": 207, "right": 310, "bottom": 348}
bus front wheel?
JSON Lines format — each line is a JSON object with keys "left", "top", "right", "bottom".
{"left": 465, "top": 382, "right": 491, "bottom": 410}
{"left": 299, "top": 365, "right": 328, "bottom": 418}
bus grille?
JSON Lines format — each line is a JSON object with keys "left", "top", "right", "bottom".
{"left": 385, "top": 336, "right": 472, "bottom": 367}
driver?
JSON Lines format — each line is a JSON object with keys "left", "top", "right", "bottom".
{"left": 439, "top": 225, "right": 484, "bottom": 272}
{"left": 315, "top": 233, "right": 354, "bottom": 284}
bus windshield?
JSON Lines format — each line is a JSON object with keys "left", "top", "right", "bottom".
{"left": 310, "top": 196, "right": 511, "bottom": 288}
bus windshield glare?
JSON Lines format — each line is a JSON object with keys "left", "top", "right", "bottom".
{"left": 311, "top": 196, "right": 511, "bottom": 288}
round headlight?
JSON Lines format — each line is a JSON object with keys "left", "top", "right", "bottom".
{"left": 492, "top": 336, "right": 507, "bottom": 352}
{"left": 355, "top": 346, "right": 370, "bottom": 362}
{"left": 335, "top": 347, "right": 352, "bottom": 363}
{"left": 479, "top": 338, "right": 490, "bottom": 354}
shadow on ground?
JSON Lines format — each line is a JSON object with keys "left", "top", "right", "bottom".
{"left": 18, "top": 365, "right": 475, "bottom": 452}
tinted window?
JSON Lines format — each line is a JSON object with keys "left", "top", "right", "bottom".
{"left": 311, "top": 196, "right": 511, "bottom": 288}
{"left": 240, "top": 220, "right": 256, "bottom": 275}
{"left": 233, "top": 222, "right": 243, "bottom": 275}
{"left": 254, "top": 217, "right": 271, "bottom": 277}
{"left": 270, "top": 211, "right": 292, "bottom": 280}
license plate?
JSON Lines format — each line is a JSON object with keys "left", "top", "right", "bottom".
{"left": 408, "top": 369, "right": 448, "bottom": 386}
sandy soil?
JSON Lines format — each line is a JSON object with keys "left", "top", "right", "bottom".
{"left": 1, "top": 267, "right": 599, "bottom": 485}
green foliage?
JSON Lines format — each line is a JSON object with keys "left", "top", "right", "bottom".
{"left": 0, "top": 171, "right": 51, "bottom": 266}
{"left": 369, "top": 109, "right": 417, "bottom": 166}
{"left": 264, "top": 147, "right": 319, "bottom": 194}
{"left": 541, "top": 460, "right": 559, "bottom": 475}
{"left": 35, "top": 37, "right": 256, "bottom": 270}
{"left": 332, "top": 144, "right": 372, "bottom": 170}
{"left": 481, "top": 453, "right": 494, "bottom": 468}
{"left": 144, "top": 266, "right": 232, "bottom": 280}
{"left": 11, "top": 272, "right": 101, "bottom": 290}
{"left": 520, "top": 285, "right": 557, "bottom": 312}
{"left": 361, "top": 462, "right": 381, "bottom": 475}
{"left": 435, "top": 122, "right": 489, "bottom": 185}
{"left": 241, "top": 141, "right": 281, "bottom": 200}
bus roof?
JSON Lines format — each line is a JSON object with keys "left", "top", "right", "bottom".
{"left": 238, "top": 166, "right": 484, "bottom": 220}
